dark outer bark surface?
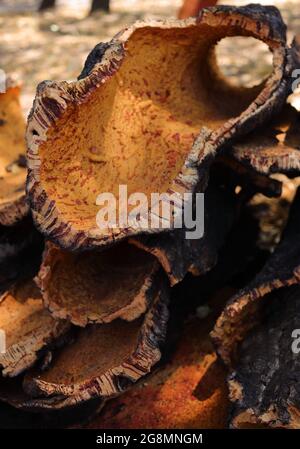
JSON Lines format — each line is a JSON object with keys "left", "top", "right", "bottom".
{"left": 230, "top": 285, "right": 300, "bottom": 429}
{"left": 211, "top": 187, "right": 300, "bottom": 366}
{"left": 131, "top": 179, "right": 238, "bottom": 286}
{"left": 228, "top": 104, "right": 300, "bottom": 178}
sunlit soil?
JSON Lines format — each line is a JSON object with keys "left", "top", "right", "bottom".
{"left": 0, "top": 0, "right": 299, "bottom": 115}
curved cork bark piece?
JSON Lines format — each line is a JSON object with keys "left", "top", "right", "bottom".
{"left": 0, "top": 78, "right": 29, "bottom": 226}
{"left": 37, "top": 241, "right": 161, "bottom": 326}
{"left": 230, "top": 285, "right": 300, "bottom": 429}
{"left": 22, "top": 283, "right": 169, "bottom": 406}
{"left": 211, "top": 187, "right": 300, "bottom": 366}
{"left": 27, "top": 5, "right": 293, "bottom": 251}
{"left": 0, "top": 279, "right": 70, "bottom": 377}
{"left": 82, "top": 295, "right": 230, "bottom": 429}
{"left": 0, "top": 377, "right": 104, "bottom": 422}
{"left": 131, "top": 180, "right": 238, "bottom": 286}
{"left": 230, "top": 104, "right": 300, "bottom": 177}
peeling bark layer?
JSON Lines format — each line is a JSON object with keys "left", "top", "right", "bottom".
{"left": 37, "top": 241, "right": 161, "bottom": 326}
{"left": 22, "top": 282, "right": 169, "bottom": 406}
{"left": 0, "top": 79, "right": 29, "bottom": 226}
{"left": 230, "top": 104, "right": 300, "bottom": 177}
{"left": 0, "top": 280, "right": 70, "bottom": 377}
{"left": 230, "top": 285, "right": 300, "bottom": 429}
{"left": 211, "top": 187, "right": 300, "bottom": 366}
{"left": 27, "top": 5, "right": 295, "bottom": 250}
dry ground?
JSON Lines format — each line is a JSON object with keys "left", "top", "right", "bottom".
{"left": 0, "top": 0, "right": 299, "bottom": 115}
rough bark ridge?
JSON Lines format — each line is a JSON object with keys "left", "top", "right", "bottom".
{"left": 83, "top": 287, "right": 232, "bottom": 429}
{"left": 211, "top": 187, "right": 300, "bottom": 366}
{"left": 0, "top": 280, "right": 70, "bottom": 377}
{"left": 229, "top": 285, "right": 300, "bottom": 429}
{"left": 27, "top": 5, "right": 295, "bottom": 251}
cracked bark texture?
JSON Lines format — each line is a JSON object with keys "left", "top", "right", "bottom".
{"left": 230, "top": 285, "right": 300, "bottom": 429}
{"left": 0, "top": 280, "right": 70, "bottom": 377}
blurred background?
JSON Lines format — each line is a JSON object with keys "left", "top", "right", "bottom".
{"left": 0, "top": 0, "right": 299, "bottom": 115}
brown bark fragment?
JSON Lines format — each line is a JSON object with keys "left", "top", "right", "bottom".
{"left": 0, "top": 376, "right": 104, "bottom": 426}
{"left": 230, "top": 285, "right": 300, "bottom": 429}
{"left": 82, "top": 289, "right": 231, "bottom": 429}
{"left": 37, "top": 241, "right": 161, "bottom": 326}
{"left": 230, "top": 104, "right": 300, "bottom": 177}
{"left": 22, "top": 282, "right": 169, "bottom": 406}
{"left": 0, "top": 280, "right": 70, "bottom": 377}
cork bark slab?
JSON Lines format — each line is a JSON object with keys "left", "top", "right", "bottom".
{"left": 27, "top": 5, "right": 295, "bottom": 251}
{"left": 0, "top": 78, "right": 29, "bottom": 226}
{"left": 229, "top": 285, "right": 300, "bottom": 429}
{"left": 229, "top": 104, "right": 300, "bottom": 177}
{"left": 82, "top": 288, "right": 231, "bottom": 429}
{"left": 37, "top": 241, "right": 161, "bottom": 326}
{"left": 0, "top": 279, "right": 70, "bottom": 377}
{"left": 0, "top": 376, "right": 104, "bottom": 424}
{"left": 211, "top": 187, "right": 300, "bottom": 366}
{"left": 22, "top": 282, "right": 169, "bottom": 407}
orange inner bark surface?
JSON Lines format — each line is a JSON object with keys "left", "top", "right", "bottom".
{"left": 34, "top": 318, "right": 143, "bottom": 385}
{"left": 42, "top": 242, "right": 157, "bottom": 325}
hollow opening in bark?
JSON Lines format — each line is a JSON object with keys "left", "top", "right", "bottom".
{"left": 215, "top": 37, "right": 272, "bottom": 88}
{"left": 38, "top": 27, "right": 273, "bottom": 231}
